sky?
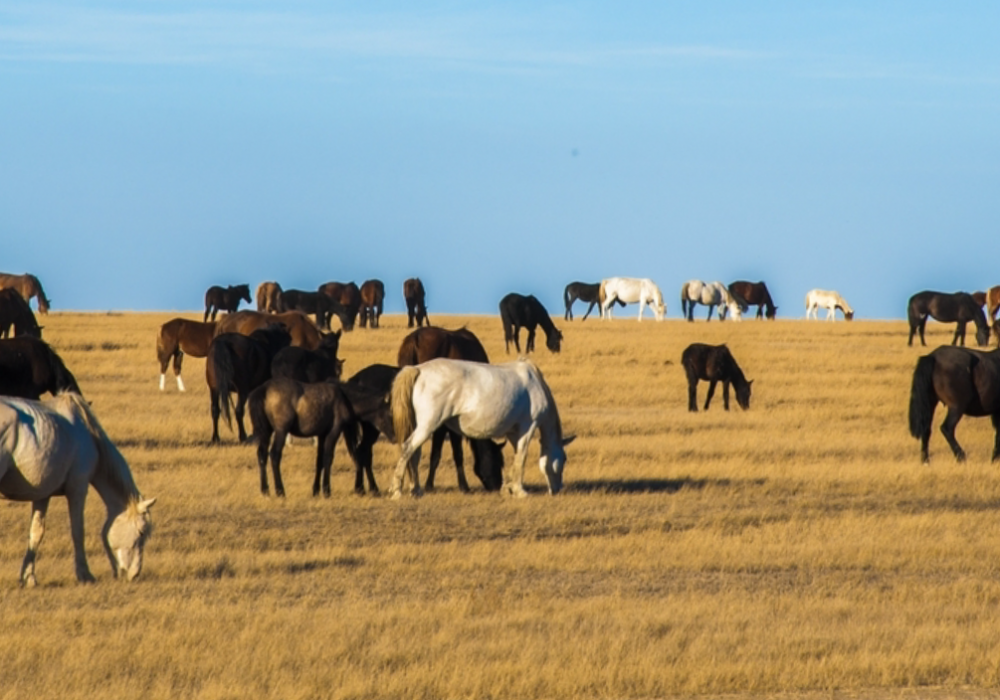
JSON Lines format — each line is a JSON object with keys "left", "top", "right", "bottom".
{"left": 2, "top": 2, "right": 999, "bottom": 319}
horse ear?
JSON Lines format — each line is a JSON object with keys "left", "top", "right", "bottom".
{"left": 137, "top": 498, "right": 157, "bottom": 513}
{"left": 562, "top": 435, "right": 576, "bottom": 446}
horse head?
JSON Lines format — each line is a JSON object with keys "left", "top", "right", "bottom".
{"left": 736, "top": 380, "right": 753, "bottom": 410}
{"left": 976, "top": 324, "right": 991, "bottom": 348}
{"left": 844, "top": 311, "right": 855, "bottom": 321}
{"left": 539, "top": 435, "right": 574, "bottom": 496}
{"left": 765, "top": 306, "right": 778, "bottom": 320}
{"left": 105, "top": 498, "right": 155, "bottom": 581}
{"left": 237, "top": 284, "right": 252, "bottom": 304}
{"left": 546, "top": 328, "right": 563, "bottom": 353}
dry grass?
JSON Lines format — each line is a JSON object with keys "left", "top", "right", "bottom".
{"left": 3, "top": 311, "right": 1000, "bottom": 700}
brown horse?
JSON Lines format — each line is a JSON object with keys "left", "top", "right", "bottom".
{"left": 156, "top": 318, "right": 216, "bottom": 391}
{"left": 318, "top": 281, "right": 362, "bottom": 331}
{"left": 681, "top": 343, "right": 753, "bottom": 412}
{"left": 256, "top": 281, "right": 284, "bottom": 313}
{"left": 727, "top": 281, "right": 777, "bottom": 319}
{"left": 359, "top": 279, "right": 385, "bottom": 329}
{"left": 0, "top": 288, "right": 42, "bottom": 339}
{"left": 403, "top": 278, "right": 429, "bottom": 328}
{"left": 983, "top": 286, "right": 1000, "bottom": 323}
{"left": 214, "top": 310, "right": 323, "bottom": 350}
{"left": 0, "top": 337, "right": 81, "bottom": 399}
{"left": 0, "top": 273, "right": 50, "bottom": 314}
{"left": 204, "top": 284, "right": 251, "bottom": 322}
{"left": 397, "top": 326, "right": 503, "bottom": 492}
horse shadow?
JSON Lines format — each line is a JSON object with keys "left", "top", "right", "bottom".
{"left": 565, "top": 476, "right": 766, "bottom": 495}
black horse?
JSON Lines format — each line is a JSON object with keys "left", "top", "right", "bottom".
{"left": 681, "top": 343, "right": 753, "bottom": 411}
{"left": 403, "top": 278, "right": 430, "bottom": 328}
{"left": 728, "top": 281, "right": 777, "bottom": 320}
{"left": 0, "top": 288, "right": 42, "bottom": 339}
{"left": 204, "top": 284, "right": 252, "bottom": 322}
{"left": 563, "top": 281, "right": 622, "bottom": 321}
{"left": 281, "top": 289, "right": 347, "bottom": 331}
{"left": 205, "top": 324, "right": 291, "bottom": 443}
{"left": 909, "top": 345, "right": 1000, "bottom": 463}
{"left": 271, "top": 330, "right": 343, "bottom": 383}
{"left": 0, "top": 337, "right": 81, "bottom": 399}
{"left": 499, "top": 293, "right": 563, "bottom": 354}
{"left": 907, "top": 291, "right": 990, "bottom": 347}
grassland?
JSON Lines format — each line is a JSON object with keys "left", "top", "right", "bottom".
{"left": 2, "top": 311, "right": 1000, "bottom": 700}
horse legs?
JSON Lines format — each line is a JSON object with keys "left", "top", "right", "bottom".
{"left": 448, "top": 430, "right": 472, "bottom": 493}
{"left": 685, "top": 370, "right": 699, "bottom": 412}
{"left": 918, "top": 317, "right": 928, "bottom": 346}
{"left": 425, "top": 428, "right": 447, "bottom": 491}
{"left": 582, "top": 301, "right": 598, "bottom": 321}
{"left": 234, "top": 394, "right": 249, "bottom": 442}
{"left": 67, "top": 489, "right": 96, "bottom": 583}
{"left": 992, "top": 414, "right": 1000, "bottom": 462}
{"left": 256, "top": 427, "right": 274, "bottom": 495}
{"left": 704, "top": 380, "right": 718, "bottom": 411}
{"left": 353, "top": 423, "right": 380, "bottom": 495}
{"left": 269, "top": 430, "right": 288, "bottom": 497}
{"left": 210, "top": 389, "right": 222, "bottom": 444}
{"left": 953, "top": 322, "right": 966, "bottom": 346}
{"left": 503, "top": 425, "right": 536, "bottom": 498}
{"left": 722, "top": 381, "right": 731, "bottom": 410}
{"left": 526, "top": 327, "right": 536, "bottom": 353}
{"left": 392, "top": 425, "right": 436, "bottom": 498}
{"left": 939, "top": 407, "right": 966, "bottom": 462}
{"left": 19, "top": 498, "right": 50, "bottom": 587}
{"left": 314, "top": 428, "right": 338, "bottom": 498}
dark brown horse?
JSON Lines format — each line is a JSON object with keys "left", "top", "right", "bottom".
{"left": 0, "top": 273, "right": 50, "bottom": 314}
{"left": 318, "top": 281, "right": 362, "bottom": 331}
{"left": 214, "top": 310, "right": 323, "bottom": 350}
{"left": 0, "top": 337, "right": 81, "bottom": 399}
{"left": 499, "top": 293, "right": 563, "bottom": 354}
{"left": 0, "top": 289, "right": 42, "bottom": 339}
{"left": 682, "top": 343, "right": 752, "bottom": 411}
{"left": 256, "top": 281, "right": 284, "bottom": 313}
{"left": 204, "top": 284, "right": 251, "bottom": 322}
{"left": 156, "top": 318, "right": 216, "bottom": 391}
{"left": 564, "top": 281, "right": 621, "bottom": 321}
{"left": 206, "top": 325, "right": 291, "bottom": 443}
{"left": 271, "top": 330, "right": 343, "bottom": 383}
{"left": 281, "top": 289, "right": 343, "bottom": 330}
{"left": 907, "top": 291, "right": 990, "bottom": 347}
{"left": 397, "top": 327, "right": 503, "bottom": 492}
{"left": 403, "top": 278, "right": 429, "bottom": 328}
{"left": 909, "top": 345, "right": 1000, "bottom": 463}
{"left": 359, "top": 279, "right": 385, "bottom": 329}
{"left": 727, "top": 281, "right": 776, "bottom": 320}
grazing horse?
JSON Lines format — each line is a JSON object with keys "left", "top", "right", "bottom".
{"left": 281, "top": 289, "right": 343, "bottom": 330}
{"left": 318, "top": 281, "right": 362, "bottom": 331}
{"left": 0, "top": 392, "right": 155, "bottom": 586}
{"left": 403, "top": 278, "right": 430, "bottom": 328}
{"left": 600, "top": 277, "right": 666, "bottom": 321}
{"left": 390, "top": 358, "right": 573, "bottom": 498}
{"left": 0, "top": 272, "right": 50, "bottom": 314}
{"left": 907, "top": 291, "right": 989, "bottom": 347}
{"left": 499, "top": 293, "right": 563, "bottom": 354}
{"left": 156, "top": 318, "right": 216, "bottom": 391}
{"left": 0, "top": 288, "right": 42, "bottom": 338}
{"left": 728, "top": 281, "right": 777, "bottom": 320}
{"left": 204, "top": 284, "right": 251, "bottom": 322}
{"left": 563, "top": 281, "right": 622, "bottom": 321}
{"left": 271, "top": 330, "right": 343, "bottom": 383}
{"left": 206, "top": 325, "right": 292, "bottom": 443}
{"left": 680, "top": 280, "right": 743, "bottom": 321}
{"left": 0, "top": 337, "right": 81, "bottom": 399}
{"left": 215, "top": 310, "right": 323, "bottom": 350}
{"left": 256, "top": 281, "right": 284, "bottom": 313}
{"left": 805, "top": 289, "right": 854, "bottom": 321}
{"left": 359, "top": 279, "right": 385, "bottom": 328}
{"left": 909, "top": 346, "right": 1000, "bottom": 463}
{"left": 397, "top": 326, "right": 504, "bottom": 492}
{"left": 681, "top": 343, "right": 753, "bottom": 412}
{"left": 248, "top": 378, "right": 359, "bottom": 497}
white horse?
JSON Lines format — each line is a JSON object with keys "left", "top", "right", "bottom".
{"left": 599, "top": 277, "right": 666, "bottom": 321}
{"left": 805, "top": 289, "right": 854, "bottom": 321}
{"left": 680, "top": 280, "right": 744, "bottom": 322}
{"left": 0, "top": 392, "right": 156, "bottom": 586}
{"left": 390, "top": 358, "right": 573, "bottom": 498}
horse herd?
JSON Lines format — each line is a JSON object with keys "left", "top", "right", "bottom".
{"left": 4, "top": 269, "right": 1000, "bottom": 587}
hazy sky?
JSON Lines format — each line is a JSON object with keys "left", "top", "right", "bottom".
{"left": 3, "top": 2, "right": 998, "bottom": 318}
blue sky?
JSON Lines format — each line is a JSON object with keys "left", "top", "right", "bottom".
{"left": 2, "top": 2, "right": 998, "bottom": 318}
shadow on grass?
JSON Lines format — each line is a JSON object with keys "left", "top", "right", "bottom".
{"left": 566, "top": 477, "right": 767, "bottom": 495}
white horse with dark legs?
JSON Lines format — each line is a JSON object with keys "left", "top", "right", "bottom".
{"left": 805, "top": 289, "right": 854, "bottom": 321}
{"left": 681, "top": 280, "right": 744, "bottom": 321}
{"left": 0, "top": 392, "right": 156, "bottom": 586}
{"left": 599, "top": 277, "right": 666, "bottom": 321}
{"left": 390, "top": 358, "right": 573, "bottom": 498}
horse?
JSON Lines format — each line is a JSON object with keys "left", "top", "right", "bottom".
{"left": 205, "top": 325, "right": 292, "bottom": 443}
{"left": 0, "top": 337, "right": 81, "bottom": 399}
{"left": 908, "top": 346, "right": 1000, "bottom": 463}
{"left": 563, "top": 281, "right": 623, "bottom": 321}
{"left": 681, "top": 343, "right": 753, "bottom": 412}
{"left": 0, "top": 272, "right": 50, "bottom": 314}
{"left": 204, "top": 284, "right": 251, "bottom": 322}
{"left": 985, "top": 286, "right": 1000, "bottom": 322}
{"left": 390, "top": 358, "right": 573, "bottom": 498}
{"left": 397, "top": 326, "right": 504, "bottom": 492}
{"left": 271, "top": 330, "right": 343, "bottom": 383}
{"left": 680, "top": 280, "right": 743, "bottom": 321}
{"left": 318, "top": 281, "right": 361, "bottom": 331}
{"left": 156, "top": 318, "right": 216, "bottom": 391}
{"left": 907, "top": 291, "right": 989, "bottom": 347}
{"left": 0, "top": 392, "right": 156, "bottom": 586}
{"left": 600, "top": 277, "right": 666, "bottom": 321}
{"left": 727, "top": 281, "right": 777, "bottom": 320}
{"left": 256, "top": 281, "right": 284, "bottom": 313}
{"left": 0, "top": 288, "right": 43, "bottom": 338}
{"left": 214, "top": 310, "right": 323, "bottom": 350}
{"left": 281, "top": 289, "right": 345, "bottom": 331}
{"left": 805, "top": 289, "right": 855, "bottom": 321}
{"left": 248, "top": 378, "right": 359, "bottom": 498}
{"left": 499, "top": 293, "right": 563, "bottom": 354}
{"left": 359, "top": 279, "right": 385, "bottom": 328}
{"left": 403, "top": 278, "right": 430, "bottom": 328}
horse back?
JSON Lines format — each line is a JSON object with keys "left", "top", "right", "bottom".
{"left": 930, "top": 346, "right": 1000, "bottom": 414}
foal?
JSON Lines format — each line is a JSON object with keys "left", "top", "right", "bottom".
{"left": 681, "top": 343, "right": 753, "bottom": 411}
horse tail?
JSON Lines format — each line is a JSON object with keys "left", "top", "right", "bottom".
{"left": 681, "top": 282, "right": 688, "bottom": 316}
{"left": 391, "top": 365, "right": 420, "bottom": 445}
{"left": 211, "top": 341, "right": 237, "bottom": 430}
{"left": 908, "top": 354, "right": 938, "bottom": 439}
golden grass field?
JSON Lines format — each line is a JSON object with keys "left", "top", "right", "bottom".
{"left": 3, "top": 310, "right": 1000, "bottom": 700}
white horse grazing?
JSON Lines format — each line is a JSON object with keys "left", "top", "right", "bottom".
{"left": 680, "top": 280, "right": 744, "bottom": 322}
{"left": 599, "top": 277, "right": 666, "bottom": 321}
{"left": 805, "top": 289, "right": 854, "bottom": 321}
{"left": 390, "top": 358, "right": 573, "bottom": 498}
{"left": 0, "top": 392, "right": 156, "bottom": 586}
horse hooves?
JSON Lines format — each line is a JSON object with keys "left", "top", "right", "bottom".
{"left": 21, "top": 574, "right": 37, "bottom": 588}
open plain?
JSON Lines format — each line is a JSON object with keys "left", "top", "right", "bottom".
{"left": 2, "top": 311, "right": 1000, "bottom": 700}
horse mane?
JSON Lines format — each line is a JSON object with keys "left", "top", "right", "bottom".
{"left": 59, "top": 392, "right": 140, "bottom": 500}
{"left": 521, "top": 359, "right": 564, "bottom": 442}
